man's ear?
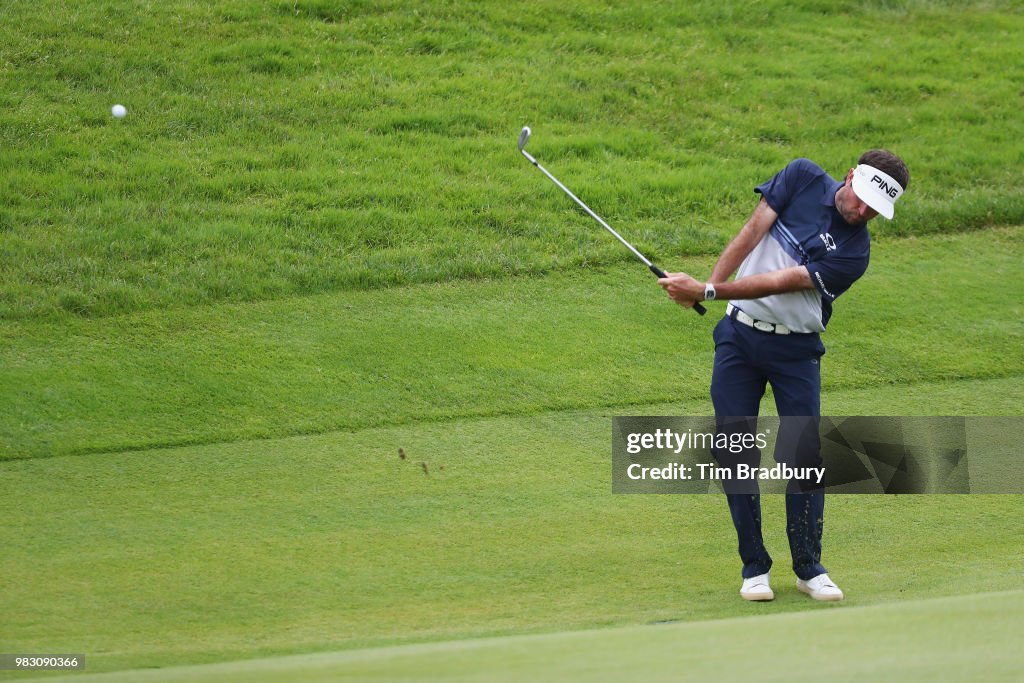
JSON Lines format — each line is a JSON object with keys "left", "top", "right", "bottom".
{"left": 845, "top": 168, "right": 856, "bottom": 183}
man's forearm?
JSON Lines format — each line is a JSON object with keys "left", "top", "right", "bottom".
{"left": 710, "top": 198, "right": 777, "bottom": 283}
{"left": 658, "top": 198, "right": 806, "bottom": 308}
{"left": 712, "top": 267, "right": 814, "bottom": 300}
{"left": 659, "top": 266, "right": 814, "bottom": 305}
{"left": 710, "top": 239, "right": 754, "bottom": 283}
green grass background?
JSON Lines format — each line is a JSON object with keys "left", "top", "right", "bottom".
{"left": 1, "top": 0, "right": 1022, "bottom": 319}
{"left": 1, "top": 0, "right": 1023, "bottom": 680}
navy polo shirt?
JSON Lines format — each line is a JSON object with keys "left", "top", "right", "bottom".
{"left": 730, "top": 158, "right": 870, "bottom": 332}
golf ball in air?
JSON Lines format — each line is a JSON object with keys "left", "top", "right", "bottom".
{"left": 112, "top": 104, "right": 127, "bottom": 119}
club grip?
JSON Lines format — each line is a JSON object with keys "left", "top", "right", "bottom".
{"left": 649, "top": 264, "right": 668, "bottom": 279}
{"left": 649, "top": 264, "right": 707, "bottom": 316}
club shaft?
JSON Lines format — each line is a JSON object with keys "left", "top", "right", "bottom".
{"left": 521, "top": 150, "right": 654, "bottom": 267}
{"left": 521, "top": 148, "right": 706, "bottom": 315}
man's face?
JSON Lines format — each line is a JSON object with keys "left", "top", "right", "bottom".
{"left": 835, "top": 169, "right": 879, "bottom": 224}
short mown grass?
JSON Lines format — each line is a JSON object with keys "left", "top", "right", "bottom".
{"left": 1, "top": 380, "right": 1021, "bottom": 677}
{"left": 1, "top": 228, "right": 1020, "bottom": 461}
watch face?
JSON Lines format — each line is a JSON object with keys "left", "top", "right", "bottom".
{"left": 705, "top": 283, "right": 716, "bottom": 300}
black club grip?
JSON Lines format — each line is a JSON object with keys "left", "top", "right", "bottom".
{"left": 649, "top": 264, "right": 707, "bottom": 316}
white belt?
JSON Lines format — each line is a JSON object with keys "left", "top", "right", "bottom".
{"left": 726, "top": 303, "right": 791, "bottom": 335}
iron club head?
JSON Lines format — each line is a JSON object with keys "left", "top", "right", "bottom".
{"left": 518, "top": 126, "right": 531, "bottom": 152}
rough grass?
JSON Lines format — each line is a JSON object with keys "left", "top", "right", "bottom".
{"left": 1, "top": 1, "right": 1022, "bottom": 318}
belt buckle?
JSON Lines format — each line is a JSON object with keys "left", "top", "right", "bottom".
{"left": 753, "top": 320, "right": 775, "bottom": 333}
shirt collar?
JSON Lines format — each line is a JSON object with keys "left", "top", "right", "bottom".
{"left": 821, "top": 176, "right": 843, "bottom": 208}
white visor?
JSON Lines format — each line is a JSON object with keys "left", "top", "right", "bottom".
{"left": 851, "top": 164, "right": 903, "bottom": 219}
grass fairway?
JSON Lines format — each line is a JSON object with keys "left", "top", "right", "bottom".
{"left": 1, "top": 381, "right": 1022, "bottom": 678}
{"left": 37, "top": 590, "right": 1024, "bottom": 682}
{"left": 2, "top": 228, "right": 1021, "bottom": 460}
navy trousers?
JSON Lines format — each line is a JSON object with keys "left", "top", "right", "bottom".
{"left": 710, "top": 315, "right": 827, "bottom": 581}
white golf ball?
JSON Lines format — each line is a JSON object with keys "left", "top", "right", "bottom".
{"left": 112, "top": 104, "right": 127, "bottom": 119}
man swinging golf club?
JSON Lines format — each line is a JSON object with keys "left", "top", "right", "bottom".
{"left": 659, "top": 151, "right": 909, "bottom": 602}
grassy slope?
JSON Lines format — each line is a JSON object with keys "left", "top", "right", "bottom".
{"left": 1, "top": 1, "right": 1022, "bottom": 318}
{"left": 1, "top": 228, "right": 1021, "bottom": 460}
{"left": 1, "top": 380, "right": 1022, "bottom": 677}
{"left": 32, "top": 591, "right": 1024, "bottom": 682}
{"left": 1, "top": 2, "right": 1022, "bottom": 680}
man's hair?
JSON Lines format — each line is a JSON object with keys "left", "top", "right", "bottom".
{"left": 858, "top": 149, "right": 909, "bottom": 190}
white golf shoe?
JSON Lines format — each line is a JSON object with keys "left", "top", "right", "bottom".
{"left": 740, "top": 572, "right": 774, "bottom": 601}
{"left": 796, "top": 573, "right": 844, "bottom": 601}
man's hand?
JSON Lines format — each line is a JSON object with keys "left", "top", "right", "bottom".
{"left": 658, "top": 273, "right": 704, "bottom": 308}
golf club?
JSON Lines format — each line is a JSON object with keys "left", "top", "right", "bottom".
{"left": 518, "top": 126, "right": 706, "bottom": 315}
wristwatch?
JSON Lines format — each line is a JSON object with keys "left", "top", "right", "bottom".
{"left": 704, "top": 282, "right": 717, "bottom": 301}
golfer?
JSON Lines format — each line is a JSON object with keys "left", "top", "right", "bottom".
{"left": 658, "top": 151, "right": 909, "bottom": 602}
